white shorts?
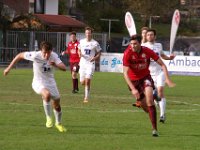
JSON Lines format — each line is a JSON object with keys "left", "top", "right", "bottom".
{"left": 79, "top": 64, "right": 95, "bottom": 82}
{"left": 151, "top": 71, "right": 165, "bottom": 87}
{"left": 32, "top": 82, "right": 60, "bottom": 100}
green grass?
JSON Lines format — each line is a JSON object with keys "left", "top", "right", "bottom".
{"left": 0, "top": 69, "right": 200, "bottom": 150}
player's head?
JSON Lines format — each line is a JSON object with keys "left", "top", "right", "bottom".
{"left": 70, "top": 31, "right": 77, "bottom": 42}
{"left": 141, "top": 27, "right": 149, "bottom": 42}
{"left": 146, "top": 29, "right": 157, "bottom": 42}
{"left": 141, "top": 27, "right": 149, "bottom": 36}
{"left": 85, "top": 26, "right": 93, "bottom": 41}
{"left": 40, "top": 41, "right": 52, "bottom": 60}
{"left": 129, "top": 34, "right": 142, "bottom": 52}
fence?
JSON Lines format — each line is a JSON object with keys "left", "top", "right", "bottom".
{"left": 0, "top": 48, "right": 16, "bottom": 64}
{"left": 0, "top": 30, "right": 107, "bottom": 66}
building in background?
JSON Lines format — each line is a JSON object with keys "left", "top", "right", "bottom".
{"left": 0, "top": 0, "right": 86, "bottom": 32}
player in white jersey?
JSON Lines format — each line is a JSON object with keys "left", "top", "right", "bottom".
{"left": 78, "top": 27, "right": 102, "bottom": 103}
{"left": 142, "top": 29, "right": 176, "bottom": 123}
{"left": 141, "top": 27, "right": 149, "bottom": 44}
{"left": 3, "top": 41, "right": 67, "bottom": 132}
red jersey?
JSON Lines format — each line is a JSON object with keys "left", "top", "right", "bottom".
{"left": 65, "top": 40, "right": 80, "bottom": 63}
{"left": 123, "top": 46, "right": 159, "bottom": 81}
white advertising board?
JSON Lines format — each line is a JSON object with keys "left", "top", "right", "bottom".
{"left": 163, "top": 56, "right": 200, "bottom": 76}
{"left": 100, "top": 53, "right": 123, "bottom": 73}
{"left": 100, "top": 53, "right": 200, "bottom": 76}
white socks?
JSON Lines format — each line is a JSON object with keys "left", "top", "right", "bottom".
{"left": 85, "top": 86, "right": 90, "bottom": 100}
{"left": 43, "top": 100, "right": 62, "bottom": 124}
{"left": 43, "top": 100, "right": 51, "bottom": 118}
{"left": 159, "top": 98, "right": 166, "bottom": 117}
{"left": 53, "top": 109, "right": 62, "bottom": 125}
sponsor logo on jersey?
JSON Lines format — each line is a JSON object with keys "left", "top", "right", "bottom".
{"left": 142, "top": 53, "right": 146, "bottom": 58}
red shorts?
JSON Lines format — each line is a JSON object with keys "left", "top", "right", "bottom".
{"left": 129, "top": 75, "right": 155, "bottom": 100}
{"left": 70, "top": 62, "right": 79, "bottom": 72}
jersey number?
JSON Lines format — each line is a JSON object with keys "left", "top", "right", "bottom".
{"left": 42, "top": 63, "right": 51, "bottom": 73}
{"left": 84, "top": 49, "right": 91, "bottom": 55}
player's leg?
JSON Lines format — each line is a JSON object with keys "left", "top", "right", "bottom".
{"left": 74, "top": 63, "right": 79, "bottom": 92}
{"left": 84, "top": 78, "right": 91, "bottom": 103}
{"left": 72, "top": 71, "right": 77, "bottom": 93}
{"left": 151, "top": 75, "right": 161, "bottom": 104}
{"left": 145, "top": 86, "right": 158, "bottom": 136}
{"left": 79, "top": 65, "right": 86, "bottom": 86}
{"left": 143, "top": 75, "right": 158, "bottom": 136}
{"left": 51, "top": 99, "right": 66, "bottom": 132}
{"left": 51, "top": 87, "right": 66, "bottom": 132}
{"left": 70, "top": 63, "right": 78, "bottom": 93}
{"left": 157, "top": 72, "right": 166, "bottom": 123}
{"left": 32, "top": 83, "right": 53, "bottom": 128}
{"left": 40, "top": 88, "right": 53, "bottom": 128}
{"left": 130, "top": 80, "right": 148, "bottom": 113}
{"left": 79, "top": 70, "right": 88, "bottom": 103}
{"left": 83, "top": 66, "right": 94, "bottom": 103}
{"left": 140, "top": 97, "right": 148, "bottom": 113}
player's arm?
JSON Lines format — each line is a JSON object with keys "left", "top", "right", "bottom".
{"left": 61, "top": 48, "right": 68, "bottom": 56}
{"left": 90, "top": 51, "right": 101, "bottom": 62}
{"left": 161, "top": 53, "right": 175, "bottom": 60}
{"left": 53, "top": 62, "right": 67, "bottom": 71}
{"left": 123, "top": 66, "right": 140, "bottom": 99}
{"left": 4, "top": 52, "right": 25, "bottom": 76}
{"left": 156, "top": 58, "right": 176, "bottom": 87}
{"left": 78, "top": 48, "right": 82, "bottom": 58}
{"left": 49, "top": 53, "right": 67, "bottom": 71}
{"left": 62, "top": 43, "right": 69, "bottom": 56}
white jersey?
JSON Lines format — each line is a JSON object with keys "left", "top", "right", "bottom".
{"left": 142, "top": 42, "right": 164, "bottom": 76}
{"left": 78, "top": 38, "right": 102, "bottom": 67}
{"left": 24, "top": 51, "right": 62, "bottom": 86}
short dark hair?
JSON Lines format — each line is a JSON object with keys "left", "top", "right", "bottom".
{"left": 85, "top": 26, "right": 94, "bottom": 32}
{"left": 130, "top": 35, "right": 142, "bottom": 43}
{"left": 40, "top": 41, "right": 52, "bottom": 51}
{"left": 146, "top": 29, "right": 157, "bottom": 36}
{"left": 70, "top": 31, "right": 76, "bottom": 36}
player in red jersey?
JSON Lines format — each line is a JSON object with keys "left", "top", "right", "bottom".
{"left": 123, "top": 35, "right": 175, "bottom": 137}
{"left": 62, "top": 31, "right": 80, "bottom": 93}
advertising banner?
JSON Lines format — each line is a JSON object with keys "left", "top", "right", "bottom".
{"left": 163, "top": 56, "right": 200, "bottom": 76}
{"left": 100, "top": 53, "right": 123, "bottom": 73}
{"left": 100, "top": 53, "right": 200, "bottom": 76}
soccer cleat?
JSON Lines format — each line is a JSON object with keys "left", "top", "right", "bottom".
{"left": 55, "top": 123, "right": 67, "bottom": 132}
{"left": 160, "top": 115, "right": 166, "bottom": 123}
{"left": 83, "top": 98, "right": 88, "bottom": 103}
{"left": 152, "top": 129, "right": 159, "bottom": 137}
{"left": 132, "top": 101, "right": 142, "bottom": 108}
{"left": 46, "top": 117, "right": 53, "bottom": 128}
{"left": 83, "top": 99, "right": 88, "bottom": 103}
{"left": 72, "top": 90, "right": 78, "bottom": 94}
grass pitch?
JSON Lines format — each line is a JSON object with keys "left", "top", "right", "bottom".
{"left": 0, "top": 69, "right": 200, "bottom": 150}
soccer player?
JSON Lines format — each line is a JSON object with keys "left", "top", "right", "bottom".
{"left": 142, "top": 29, "right": 175, "bottom": 123}
{"left": 141, "top": 27, "right": 149, "bottom": 44}
{"left": 3, "top": 41, "right": 67, "bottom": 132}
{"left": 62, "top": 31, "right": 80, "bottom": 93}
{"left": 78, "top": 27, "right": 102, "bottom": 103}
{"left": 123, "top": 35, "right": 175, "bottom": 136}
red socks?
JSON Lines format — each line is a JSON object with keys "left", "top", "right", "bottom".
{"left": 148, "top": 105, "right": 157, "bottom": 130}
{"left": 72, "top": 79, "right": 79, "bottom": 91}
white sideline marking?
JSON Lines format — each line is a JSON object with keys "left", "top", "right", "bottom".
{"left": 0, "top": 99, "right": 199, "bottom": 113}
{"left": 63, "top": 93, "right": 200, "bottom": 107}
{"left": 171, "top": 100, "right": 200, "bottom": 107}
